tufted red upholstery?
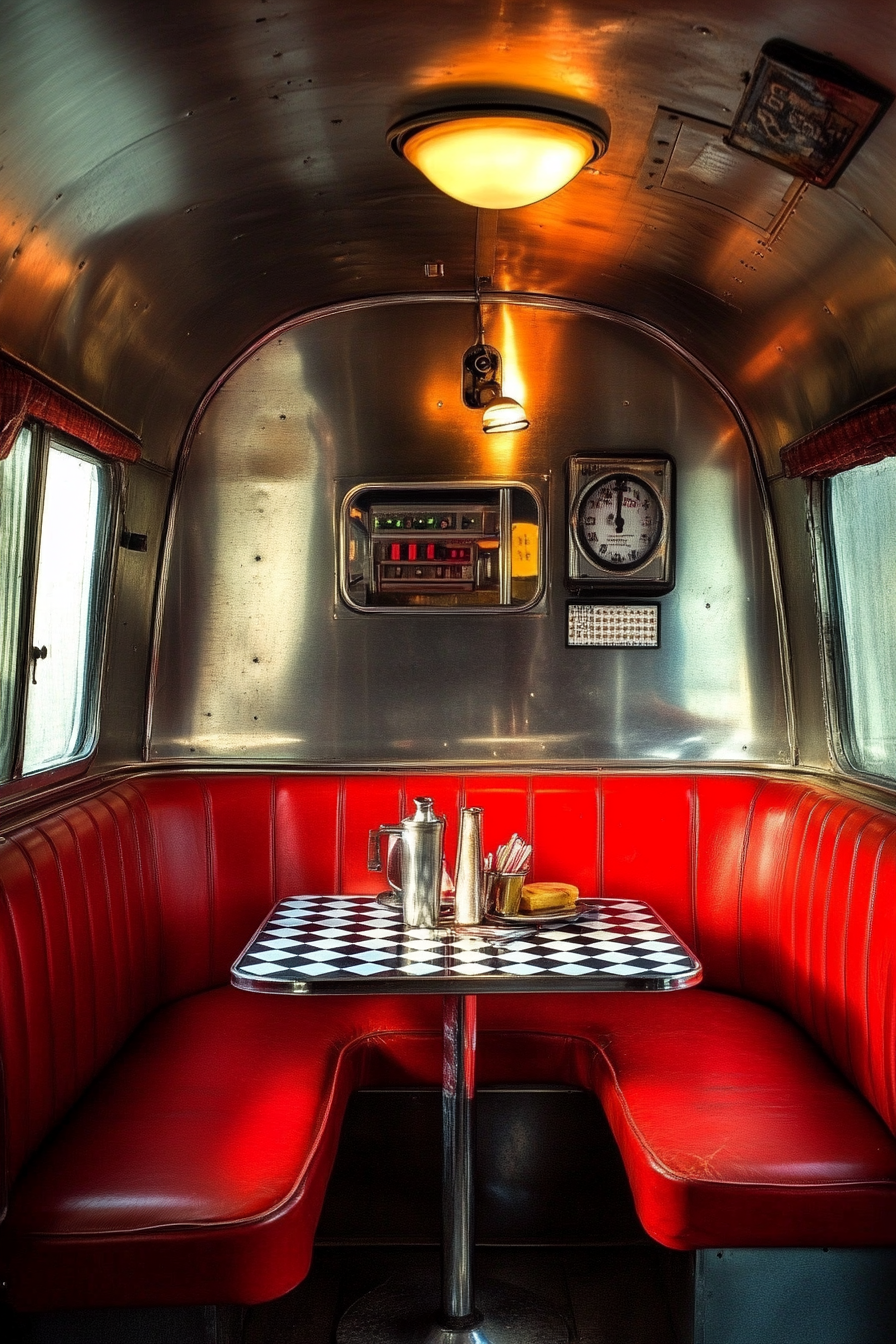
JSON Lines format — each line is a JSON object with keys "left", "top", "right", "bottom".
{"left": 0, "top": 770, "right": 895, "bottom": 1308}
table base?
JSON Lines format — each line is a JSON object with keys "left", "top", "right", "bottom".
{"left": 335, "top": 1271, "right": 570, "bottom": 1344}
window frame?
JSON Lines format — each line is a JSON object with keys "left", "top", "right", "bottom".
{"left": 810, "top": 471, "right": 896, "bottom": 787}
{"left": 1, "top": 421, "right": 120, "bottom": 796}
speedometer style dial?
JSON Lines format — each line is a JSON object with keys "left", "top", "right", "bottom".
{"left": 575, "top": 473, "right": 664, "bottom": 571}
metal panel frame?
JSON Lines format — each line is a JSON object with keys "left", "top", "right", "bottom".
{"left": 337, "top": 479, "right": 546, "bottom": 614}
{"left": 1, "top": 425, "right": 122, "bottom": 797}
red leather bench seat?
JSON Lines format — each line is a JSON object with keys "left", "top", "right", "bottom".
{"left": 1, "top": 770, "right": 895, "bottom": 1309}
{"left": 479, "top": 993, "right": 896, "bottom": 1250}
{"left": 3, "top": 991, "right": 443, "bottom": 1308}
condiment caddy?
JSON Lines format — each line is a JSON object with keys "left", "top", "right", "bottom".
{"left": 368, "top": 799, "right": 579, "bottom": 930}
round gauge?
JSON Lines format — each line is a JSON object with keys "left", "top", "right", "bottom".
{"left": 574, "top": 472, "right": 664, "bottom": 571}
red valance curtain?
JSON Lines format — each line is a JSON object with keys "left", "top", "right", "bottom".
{"left": 780, "top": 393, "right": 896, "bottom": 478}
{"left": 0, "top": 362, "right": 141, "bottom": 464}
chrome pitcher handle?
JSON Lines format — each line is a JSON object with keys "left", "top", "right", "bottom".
{"left": 368, "top": 824, "right": 401, "bottom": 872}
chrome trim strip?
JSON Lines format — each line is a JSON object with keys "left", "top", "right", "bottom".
{"left": 807, "top": 479, "right": 846, "bottom": 771}
{"left": 8, "top": 760, "right": 896, "bottom": 843}
{"left": 499, "top": 486, "right": 513, "bottom": 607}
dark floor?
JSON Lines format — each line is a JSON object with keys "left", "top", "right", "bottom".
{"left": 246, "top": 1246, "right": 680, "bottom": 1343}
{"left": 7, "top": 1246, "right": 681, "bottom": 1343}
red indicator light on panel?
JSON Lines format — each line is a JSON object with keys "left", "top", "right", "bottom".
{"left": 426, "top": 544, "right": 436, "bottom": 559}
{"left": 390, "top": 543, "right": 401, "bottom": 561}
{"left": 408, "top": 543, "right": 418, "bottom": 561}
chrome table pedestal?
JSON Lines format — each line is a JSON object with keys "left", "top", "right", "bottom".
{"left": 336, "top": 995, "right": 569, "bottom": 1344}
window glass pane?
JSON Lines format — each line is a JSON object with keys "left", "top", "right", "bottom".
{"left": 22, "top": 443, "right": 109, "bottom": 774}
{"left": 0, "top": 427, "right": 33, "bottom": 779}
{"left": 828, "top": 456, "right": 896, "bottom": 780}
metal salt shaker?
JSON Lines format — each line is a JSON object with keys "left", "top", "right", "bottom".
{"left": 454, "top": 806, "right": 484, "bottom": 924}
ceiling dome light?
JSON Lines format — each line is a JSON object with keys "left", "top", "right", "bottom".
{"left": 389, "top": 107, "right": 608, "bottom": 210}
{"left": 482, "top": 395, "right": 529, "bottom": 434}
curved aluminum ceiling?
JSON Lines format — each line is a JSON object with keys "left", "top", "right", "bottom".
{"left": 1, "top": 0, "right": 895, "bottom": 471}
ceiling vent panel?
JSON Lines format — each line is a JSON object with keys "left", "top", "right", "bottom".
{"left": 639, "top": 108, "right": 803, "bottom": 237}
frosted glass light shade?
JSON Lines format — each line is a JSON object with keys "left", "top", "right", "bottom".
{"left": 392, "top": 109, "right": 606, "bottom": 210}
{"left": 482, "top": 396, "right": 529, "bottom": 433}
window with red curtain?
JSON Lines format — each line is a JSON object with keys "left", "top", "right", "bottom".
{"left": 780, "top": 394, "right": 896, "bottom": 478}
{"left": 0, "top": 361, "right": 141, "bottom": 465}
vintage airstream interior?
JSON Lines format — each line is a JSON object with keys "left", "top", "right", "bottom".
{"left": 3, "top": 3, "right": 896, "bottom": 1342}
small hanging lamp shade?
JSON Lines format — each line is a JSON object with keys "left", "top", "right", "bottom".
{"left": 482, "top": 395, "right": 529, "bottom": 434}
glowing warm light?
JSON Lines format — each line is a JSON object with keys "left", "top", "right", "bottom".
{"left": 482, "top": 395, "right": 529, "bottom": 433}
{"left": 495, "top": 305, "right": 527, "bottom": 409}
{"left": 393, "top": 111, "right": 605, "bottom": 209}
{"left": 511, "top": 522, "right": 539, "bottom": 577}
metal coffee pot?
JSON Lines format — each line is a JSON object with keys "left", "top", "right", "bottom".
{"left": 368, "top": 796, "right": 446, "bottom": 927}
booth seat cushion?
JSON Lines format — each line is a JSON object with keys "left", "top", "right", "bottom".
{"left": 479, "top": 992, "right": 896, "bottom": 1250}
{"left": 3, "top": 990, "right": 443, "bottom": 1310}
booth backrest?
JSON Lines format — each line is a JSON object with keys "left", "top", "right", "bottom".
{"left": 0, "top": 783, "right": 163, "bottom": 1207}
{"left": 590, "top": 774, "right": 896, "bottom": 1137}
{"left": 1, "top": 770, "right": 895, "bottom": 1210}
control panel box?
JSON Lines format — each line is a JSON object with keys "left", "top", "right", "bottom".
{"left": 371, "top": 504, "right": 499, "bottom": 595}
{"left": 340, "top": 483, "right": 544, "bottom": 611}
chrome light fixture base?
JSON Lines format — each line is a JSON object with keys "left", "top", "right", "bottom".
{"left": 461, "top": 342, "right": 528, "bottom": 433}
{"left": 462, "top": 343, "right": 502, "bottom": 409}
{"left": 388, "top": 104, "right": 608, "bottom": 163}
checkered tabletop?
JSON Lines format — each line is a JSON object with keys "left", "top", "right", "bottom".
{"left": 231, "top": 896, "right": 701, "bottom": 995}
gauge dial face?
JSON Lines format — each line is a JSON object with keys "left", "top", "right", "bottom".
{"left": 575, "top": 473, "right": 664, "bottom": 570}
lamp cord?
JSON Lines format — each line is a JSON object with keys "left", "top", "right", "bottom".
{"left": 474, "top": 211, "right": 485, "bottom": 346}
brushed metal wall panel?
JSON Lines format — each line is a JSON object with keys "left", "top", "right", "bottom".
{"left": 151, "top": 299, "right": 789, "bottom": 765}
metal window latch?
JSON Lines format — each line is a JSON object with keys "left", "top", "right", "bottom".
{"left": 30, "top": 645, "right": 47, "bottom": 684}
{"left": 120, "top": 530, "right": 148, "bottom": 552}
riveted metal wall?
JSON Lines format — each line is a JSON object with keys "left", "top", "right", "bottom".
{"left": 150, "top": 297, "right": 789, "bottom": 766}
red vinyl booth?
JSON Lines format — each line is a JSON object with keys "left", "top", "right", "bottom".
{"left": 0, "top": 771, "right": 894, "bottom": 1308}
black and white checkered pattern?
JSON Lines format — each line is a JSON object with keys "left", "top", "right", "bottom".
{"left": 232, "top": 896, "right": 700, "bottom": 994}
